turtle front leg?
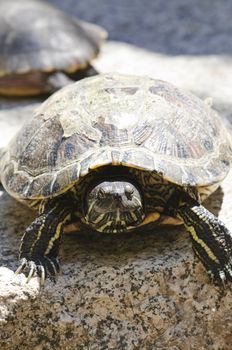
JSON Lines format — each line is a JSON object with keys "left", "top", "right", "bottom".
{"left": 15, "top": 199, "right": 72, "bottom": 285}
{"left": 177, "top": 202, "right": 232, "bottom": 284}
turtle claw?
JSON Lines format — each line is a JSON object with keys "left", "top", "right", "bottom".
{"left": 26, "top": 261, "right": 37, "bottom": 282}
{"left": 223, "top": 261, "right": 232, "bottom": 282}
{"left": 15, "top": 257, "right": 27, "bottom": 275}
{"left": 15, "top": 256, "right": 60, "bottom": 285}
{"left": 207, "top": 261, "right": 232, "bottom": 286}
{"left": 37, "top": 264, "right": 46, "bottom": 286}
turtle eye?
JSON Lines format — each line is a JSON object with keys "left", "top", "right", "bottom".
{"left": 97, "top": 188, "right": 106, "bottom": 200}
{"left": 125, "top": 185, "right": 134, "bottom": 200}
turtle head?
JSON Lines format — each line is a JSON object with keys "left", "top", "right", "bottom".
{"left": 84, "top": 180, "right": 145, "bottom": 233}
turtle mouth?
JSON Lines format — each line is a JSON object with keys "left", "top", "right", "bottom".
{"left": 84, "top": 210, "right": 144, "bottom": 233}
{"left": 83, "top": 214, "right": 127, "bottom": 233}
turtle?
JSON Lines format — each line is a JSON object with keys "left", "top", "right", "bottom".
{"left": 0, "top": 0, "right": 107, "bottom": 96}
{"left": 0, "top": 72, "right": 232, "bottom": 285}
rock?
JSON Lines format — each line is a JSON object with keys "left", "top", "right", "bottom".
{"left": 0, "top": 267, "right": 40, "bottom": 322}
{"left": 0, "top": 34, "right": 232, "bottom": 350}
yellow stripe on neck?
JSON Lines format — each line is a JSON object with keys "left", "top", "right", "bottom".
{"left": 183, "top": 223, "right": 219, "bottom": 263}
{"left": 45, "top": 214, "right": 71, "bottom": 255}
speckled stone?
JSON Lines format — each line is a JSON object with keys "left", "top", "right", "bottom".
{"left": 1, "top": 1, "right": 232, "bottom": 348}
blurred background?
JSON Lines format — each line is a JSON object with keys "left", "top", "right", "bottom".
{"left": 48, "top": 0, "right": 232, "bottom": 55}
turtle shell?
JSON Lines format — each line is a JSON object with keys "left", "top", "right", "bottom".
{"left": 0, "top": 0, "right": 107, "bottom": 76}
{"left": 1, "top": 73, "right": 232, "bottom": 200}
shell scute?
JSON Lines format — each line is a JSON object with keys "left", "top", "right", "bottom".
{"left": 122, "top": 149, "right": 155, "bottom": 171}
{"left": 1, "top": 73, "right": 232, "bottom": 200}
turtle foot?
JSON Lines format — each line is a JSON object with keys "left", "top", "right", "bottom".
{"left": 15, "top": 256, "right": 60, "bottom": 285}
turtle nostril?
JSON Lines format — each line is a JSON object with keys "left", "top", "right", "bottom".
{"left": 113, "top": 193, "right": 121, "bottom": 201}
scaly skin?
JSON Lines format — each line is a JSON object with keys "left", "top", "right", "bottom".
{"left": 177, "top": 203, "right": 232, "bottom": 284}
{"left": 15, "top": 197, "right": 72, "bottom": 285}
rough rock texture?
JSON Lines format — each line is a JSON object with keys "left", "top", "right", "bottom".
{"left": 1, "top": 1, "right": 232, "bottom": 349}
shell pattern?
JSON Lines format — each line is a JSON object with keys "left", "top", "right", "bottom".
{"left": 1, "top": 73, "right": 231, "bottom": 200}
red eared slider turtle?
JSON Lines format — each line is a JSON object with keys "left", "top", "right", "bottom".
{"left": 0, "top": 0, "right": 107, "bottom": 96}
{"left": 0, "top": 73, "right": 232, "bottom": 285}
